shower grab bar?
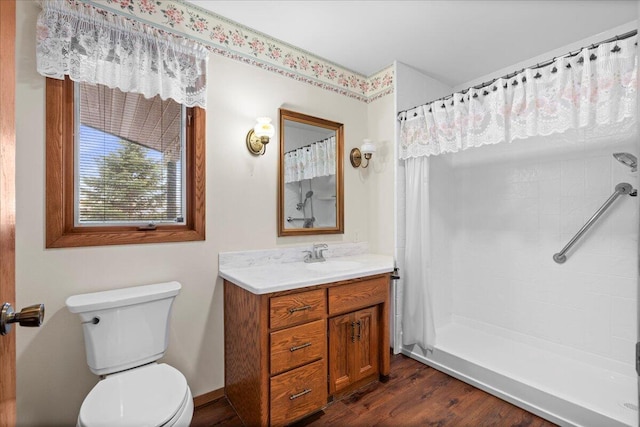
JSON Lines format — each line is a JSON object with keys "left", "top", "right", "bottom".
{"left": 287, "top": 216, "right": 313, "bottom": 222}
{"left": 553, "top": 182, "right": 636, "bottom": 264}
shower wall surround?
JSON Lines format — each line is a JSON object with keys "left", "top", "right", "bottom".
{"left": 444, "top": 135, "right": 638, "bottom": 370}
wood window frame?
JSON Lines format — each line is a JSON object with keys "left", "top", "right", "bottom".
{"left": 45, "top": 77, "right": 206, "bottom": 248}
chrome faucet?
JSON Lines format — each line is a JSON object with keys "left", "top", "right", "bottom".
{"left": 304, "top": 243, "right": 328, "bottom": 263}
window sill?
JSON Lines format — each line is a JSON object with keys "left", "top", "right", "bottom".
{"left": 46, "top": 228, "right": 205, "bottom": 248}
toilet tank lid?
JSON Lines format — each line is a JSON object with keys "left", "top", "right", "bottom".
{"left": 66, "top": 281, "right": 181, "bottom": 313}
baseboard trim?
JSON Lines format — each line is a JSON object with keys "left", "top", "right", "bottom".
{"left": 193, "top": 388, "right": 225, "bottom": 408}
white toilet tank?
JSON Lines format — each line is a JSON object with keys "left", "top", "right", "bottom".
{"left": 66, "top": 282, "right": 181, "bottom": 375}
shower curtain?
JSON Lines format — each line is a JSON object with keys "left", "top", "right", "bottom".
{"left": 284, "top": 136, "right": 336, "bottom": 183}
{"left": 402, "top": 156, "right": 436, "bottom": 350}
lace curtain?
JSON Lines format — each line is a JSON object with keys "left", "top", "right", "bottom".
{"left": 284, "top": 137, "right": 336, "bottom": 183}
{"left": 36, "top": 0, "right": 209, "bottom": 108}
{"left": 399, "top": 36, "right": 637, "bottom": 159}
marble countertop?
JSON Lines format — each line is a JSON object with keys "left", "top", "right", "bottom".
{"left": 219, "top": 253, "right": 395, "bottom": 294}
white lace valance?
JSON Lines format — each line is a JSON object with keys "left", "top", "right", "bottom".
{"left": 36, "top": 0, "right": 209, "bottom": 108}
{"left": 284, "top": 137, "right": 336, "bottom": 183}
{"left": 399, "top": 36, "right": 637, "bottom": 159}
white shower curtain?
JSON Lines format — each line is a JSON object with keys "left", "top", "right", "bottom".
{"left": 284, "top": 136, "right": 336, "bottom": 183}
{"left": 402, "top": 156, "right": 436, "bottom": 350}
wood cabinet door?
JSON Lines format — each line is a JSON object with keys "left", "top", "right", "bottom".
{"left": 328, "top": 312, "right": 353, "bottom": 394}
{"left": 328, "top": 306, "right": 380, "bottom": 394}
{"left": 353, "top": 306, "right": 379, "bottom": 383}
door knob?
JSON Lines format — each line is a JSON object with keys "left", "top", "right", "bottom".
{"left": 0, "top": 303, "right": 45, "bottom": 335}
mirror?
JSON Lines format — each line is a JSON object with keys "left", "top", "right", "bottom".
{"left": 278, "top": 109, "right": 344, "bottom": 236}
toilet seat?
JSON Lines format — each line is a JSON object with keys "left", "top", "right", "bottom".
{"left": 78, "top": 363, "right": 189, "bottom": 427}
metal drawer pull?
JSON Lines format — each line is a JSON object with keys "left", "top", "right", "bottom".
{"left": 288, "top": 305, "right": 311, "bottom": 314}
{"left": 356, "top": 320, "right": 362, "bottom": 341}
{"left": 290, "top": 342, "right": 312, "bottom": 352}
{"left": 289, "top": 389, "right": 312, "bottom": 400}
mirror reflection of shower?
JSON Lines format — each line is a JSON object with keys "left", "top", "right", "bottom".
{"left": 301, "top": 181, "right": 315, "bottom": 228}
{"left": 287, "top": 180, "right": 315, "bottom": 228}
{"left": 613, "top": 152, "right": 637, "bottom": 172}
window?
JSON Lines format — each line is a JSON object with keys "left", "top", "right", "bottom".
{"left": 46, "top": 77, "right": 205, "bottom": 248}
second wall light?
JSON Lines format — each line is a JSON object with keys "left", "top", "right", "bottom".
{"left": 350, "top": 139, "right": 376, "bottom": 168}
{"left": 246, "top": 117, "right": 275, "bottom": 155}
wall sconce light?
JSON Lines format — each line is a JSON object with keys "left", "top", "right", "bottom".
{"left": 350, "top": 139, "right": 376, "bottom": 168}
{"left": 246, "top": 117, "right": 275, "bottom": 155}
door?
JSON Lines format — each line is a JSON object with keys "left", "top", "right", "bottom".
{"left": 637, "top": 5, "right": 640, "bottom": 425}
{"left": 353, "top": 306, "right": 378, "bottom": 383}
{"left": 328, "top": 307, "right": 380, "bottom": 394}
{"left": 0, "top": 1, "right": 16, "bottom": 425}
{"left": 328, "top": 312, "right": 352, "bottom": 394}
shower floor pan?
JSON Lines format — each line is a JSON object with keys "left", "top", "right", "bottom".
{"left": 402, "top": 323, "right": 637, "bottom": 427}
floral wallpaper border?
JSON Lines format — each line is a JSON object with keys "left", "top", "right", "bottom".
{"left": 82, "top": 0, "right": 394, "bottom": 103}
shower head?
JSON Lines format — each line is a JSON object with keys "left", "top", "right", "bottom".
{"left": 613, "top": 152, "right": 637, "bottom": 172}
{"left": 297, "top": 191, "right": 314, "bottom": 211}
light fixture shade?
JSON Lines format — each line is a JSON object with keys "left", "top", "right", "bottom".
{"left": 361, "top": 139, "right": 376, "bottom": 155}
{"left": 254, "top": 117, "right": 275, "bottom": 138}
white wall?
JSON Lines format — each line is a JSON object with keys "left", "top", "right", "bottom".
{"left": 14, "top": 2, "right": 374, "bottom": 424}
{"left": 454, "top": 21, "right": 637, "bottom": 93}
{"left": 444, "top": 132, "right": 638, "bottom": 371}
{"left": 365, "top": 89, "right": 396, "bottom": 254}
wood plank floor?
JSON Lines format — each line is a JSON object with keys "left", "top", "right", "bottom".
{"left": 191, "top": 354, "right": 557, "bottom": 426}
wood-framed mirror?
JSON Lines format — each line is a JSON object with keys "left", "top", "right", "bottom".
{"left": 278, "top": 108, "right": 344, "bottom": 237}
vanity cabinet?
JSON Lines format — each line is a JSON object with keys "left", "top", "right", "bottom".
{"left": 224, "top": 273, "right": 390, "bottom": 426}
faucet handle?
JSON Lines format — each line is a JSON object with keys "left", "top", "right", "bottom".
{"left": 312, "top": 243, "right": 328, "bottom": 260}
{"left": 317, "top": 247, "right": 328, "bottom": 260}
{"left": 302, "top": 250, "right": 313, "bottom": 262}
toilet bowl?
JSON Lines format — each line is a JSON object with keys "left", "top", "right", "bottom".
{"left": 66, "top": 282, "right": 193, "bottom": 427}
{"left": 78, "top": 364, "right": 193, "bottom": 427}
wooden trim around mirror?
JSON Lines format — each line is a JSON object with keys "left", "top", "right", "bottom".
{"left": 278, "top": 109, "right": 344, "bottom": 237}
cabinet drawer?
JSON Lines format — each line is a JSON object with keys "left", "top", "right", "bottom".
{"left": 270, "top": 319, "right": 325, "bottom": 375}
{"left": 328, "top": 275, "right": 388, "bottom": 316}
{"left": 270, "top": 359, "right": 327, "bottom": 426}
{"left": 270, "top": 289, "right": 326, "bottom": 329}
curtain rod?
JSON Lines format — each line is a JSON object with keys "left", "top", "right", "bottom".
{"left": 284, "top": 136, "right": 333, "bottom": 155}
{"left": 397, "top": 29, "right": 638, "bottom": 120}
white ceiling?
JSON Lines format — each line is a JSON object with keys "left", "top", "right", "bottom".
{"left": 190, "top": 0, "right": 637, "bottom": 88}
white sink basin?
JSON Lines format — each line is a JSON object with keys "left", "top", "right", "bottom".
{"left": 305, "top": 260, "right": 362, "bottom": 272}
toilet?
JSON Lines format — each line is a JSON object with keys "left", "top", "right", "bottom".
{"left": 66, "top": 281, "right": 193, "bottom": 427}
